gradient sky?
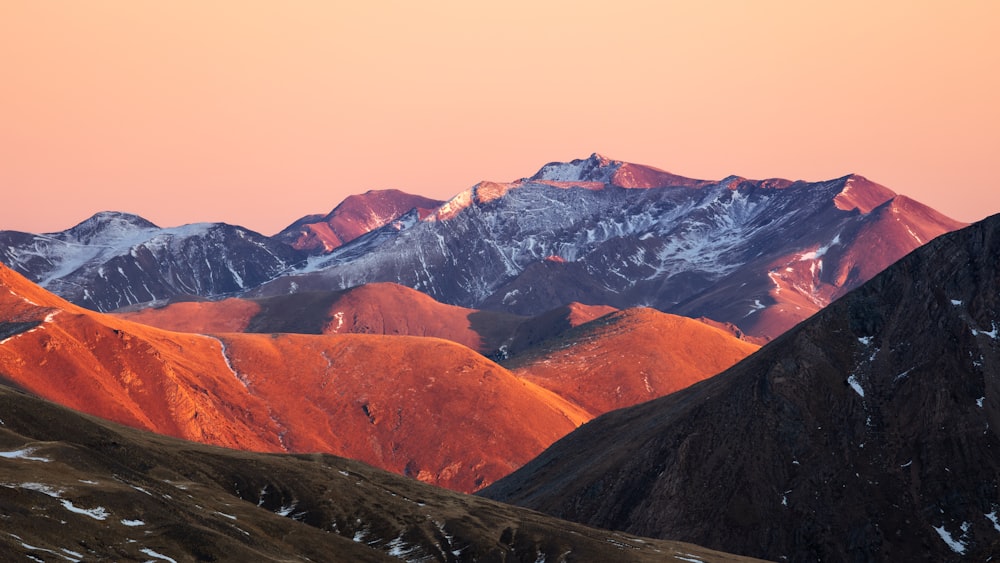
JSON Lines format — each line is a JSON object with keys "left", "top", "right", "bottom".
{"left": 2, "top": 1, "right": 998, "bottom": 235}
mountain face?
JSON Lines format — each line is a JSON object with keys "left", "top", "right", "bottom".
{"left": 0, "top": 211, "right": 306, "bottom": 312}
{"left": 481, "top": 214, "right": 1000, "bottom": 562}
{"left": 253, "top": 154, "right": 963, "bottom": 339}
{"left": 0, "top": 264, "right": 590, "bottom": 492}
{"left": 274, "top": 189, "right": 445, "bottom": 254}
{"left": 0, "top": 380, "right": 766, "bottom": 562}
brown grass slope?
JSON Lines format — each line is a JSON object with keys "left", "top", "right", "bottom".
{"left": 482, "top": 214, "right": 1000, "bottom": 562}
{"left": 0, "top": 381, "right": 768, "bottom": 562}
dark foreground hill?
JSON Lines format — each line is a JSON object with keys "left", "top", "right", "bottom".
{"left": 482, "top": 214, "right": 1000, "bottom": 562}
{"left": 0, "top": 380, "right": 764, "bottom": 562}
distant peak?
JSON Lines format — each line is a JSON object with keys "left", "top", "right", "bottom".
{"left": 530, "top": 154, "right": 622, "bottom": 183}
{"left": 63, "top": 212, "right": 159, "bottom": 242}
{"left": 75, "top": 211, "right": 157, "bottom": 228}
{"left": 832, "top": 174, "right": 897, "bottom": 214}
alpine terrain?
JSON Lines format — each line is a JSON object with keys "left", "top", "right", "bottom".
{"left": 253, "top": 154, "right": 963, "bottom": 339}
{"left": 482, "top": 213, "right": 1000, "bottom": 562}
{"left": 0, "top": 155, "right": 962, "bottom": 341}
{"left": 0, "top": 212, "right": 305, "bottom": 312}
{"left": 0, "top": 375, "right": 766, "bottom": 562}
{"left": 0, "top": 263, "right": 755, "bottom": 491}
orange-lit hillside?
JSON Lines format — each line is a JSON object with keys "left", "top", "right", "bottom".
{"left": 510, "top": 308, "right": 760, "bottom": 416}
{"left": 0, "top": 265, "right": 586, "bottom": 491}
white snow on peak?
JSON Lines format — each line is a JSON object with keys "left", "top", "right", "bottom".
{"left": 847, "top": 375, "right": 866, "bottom": 398}
{"left": 532, "top": 154, "right": 618, "bottom": 183}
{"left": 933, "top": 524, "right": 967, "bottom": 554}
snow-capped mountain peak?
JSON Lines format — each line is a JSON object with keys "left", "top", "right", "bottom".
{"left": 62, "top": 211, "right": 159, "bottom": 245}
{"left": 530, "top": 153, "right": 620, "bottom": 183}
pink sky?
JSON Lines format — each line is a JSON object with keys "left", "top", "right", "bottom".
{"left": 2, "top": 2, "right": 998, "bottom": 235}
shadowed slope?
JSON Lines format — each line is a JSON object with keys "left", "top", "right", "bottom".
{"left": 117, "top": 283, "right": 605, "bottom": 357}
{"left": 482, "top": 214, "right": 1000, "bottom": 561}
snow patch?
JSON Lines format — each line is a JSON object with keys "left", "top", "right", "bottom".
{"left": 16, "top": 541, "right": 81, "bottom": 562}
{"left": 847, "top": 375, "right": 865, "bottom": 398}
{"left": 140, "top": 548, "right": 179, "bottom": 563}
{"left": 0, "top": 448, "right": 50, "bottom": 462}
{"left": 972, "top": 322, "right": 1000, "bottom": 339}
{"left": 60, "top": 500, "right": 109, "bottom": 520}
{"left": 951, "top": 299, "right": 963, "bottom": 306}
{"left": 19, "top": 483, "right": 62, "bottom": 497}
{"left": 797, "top": 234, "right": 841, "bottom": 261}
{"left": 212, "top": 337, "right": 248, "bottom": 388}
{"left": 987, "top": 511, "right": 1000, "bottom": 532}
{"left": 744, "top": 299, "right": 765, "bottom": 317}
{"left": 858, "top": 336, "right": 873, "bottom": 346}
{"left": 121, "top": 519, "right": 145, "bottom": 527}
{"left": 978, "top": 397, "right": 985, "bottom": 408}
{"left": 385, "top": 533, "right": 420, "bottom": 557}
{"left": 933, "top": 524, "right": 967, "bottom": 554}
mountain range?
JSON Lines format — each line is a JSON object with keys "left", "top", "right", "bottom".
{"left": 0, "top": 154, "right": 963, "bottom": 341}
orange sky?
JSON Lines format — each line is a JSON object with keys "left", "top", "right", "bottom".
{"left": 2, "top": 1, "right": 997, "bottom": 235}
